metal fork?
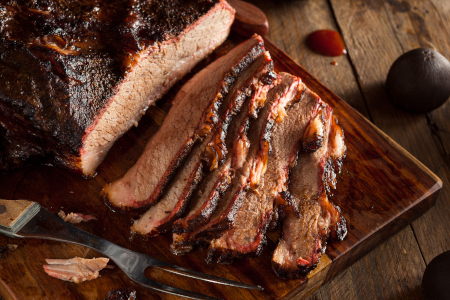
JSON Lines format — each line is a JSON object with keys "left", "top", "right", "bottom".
{"left": 0, "top": 201, "right": 262, "bottom": 300}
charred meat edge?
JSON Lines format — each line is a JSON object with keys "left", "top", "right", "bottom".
{"left": 131, "top": 52, "right": 273, "bottom": 236}
{"left": 272, "top": 101, "right": 347, "bottom": 279}
{"left": 171, "top": 73, "right": 301, "bottom": 254}
{"left": 102, "top": 35, "right": 265, "bottom": 209}
{"left": 0, "top": 1, "right": 235, "bottom": 176}
{"left": 208, "top": 79, "right": 323, "bottom": 264}
{"left": 172, "top": 55, "right": 275, "bottom": 235}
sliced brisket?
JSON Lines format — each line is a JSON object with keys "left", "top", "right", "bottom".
{"left": 208, "top": 75, "right": 328, "bottom": 263}
{"left": 172, "top": 54, "right": 275, "bottom": 235}
{"left": 102, "top": 35, "right": 265, "bottom": 209}
{"left": 131, "top": 51, "right": 274, "bottom": 237}
{"left": 272, "top": 100, "right": 347, "bottom": 279}
{"left": 171, "top": 73, "right": 303, "bottom": 254}
{"left": 0, "top": 0, "right": 234, "bottom": 176}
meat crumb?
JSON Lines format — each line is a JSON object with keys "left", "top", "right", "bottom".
{"left": 0, "top": 244, "right": 18, "bottom": 259}
{"left": 104, "top": 288, "right": 137, "bottom": 300}
{"left": 43, "top": 257, "right": 110, "bottom": 283}
{"left": 58, "top": 211, "right": 97, "bottom": 224}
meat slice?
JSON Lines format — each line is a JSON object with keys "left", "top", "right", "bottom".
{"left": 207, "top": 77, "right": 325, "bottom": 263}
{"left": 0, "top": 0, "right": 234, "bottom": 176}
{"left": 58, "top": 211, "right": 97, "bottom": 224}
{"left": 272, "top": 101, "right": 347, "bottom": 279}
{"left": 171, "top": 73, "right": 301, "bottom": 254}
{"left": 131, "top": 52, "right": 275, "bottom": 237}
{"left": 43, "top": 257, "right": 109, "bottom": 283}
{"left": 102, "top": 35, "right": 266, "bottom": 209}
{"left": 172, "top": 55, "right": 275, "bottom": 235}
{"left": 131, "top": 143, "right": 206, "bottom": 236}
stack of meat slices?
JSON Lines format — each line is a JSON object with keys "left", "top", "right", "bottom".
{"left": 102, "top": 35, "right": 347, "bottom": 279}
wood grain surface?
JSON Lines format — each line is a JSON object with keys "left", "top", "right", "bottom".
{"left": 0, "top": 35, "right": 441, "bottom": 299}
{"left": 245, "top": 0, "right": 450, "bottom": 299}
{"left": 0, "top": 0, "right": 448, "bottom": 299}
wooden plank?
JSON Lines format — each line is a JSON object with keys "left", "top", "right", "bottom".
{"left": 251, "top": 0, "right": 370, "bottom": 118}
{"left": 329, "top": 0, "right": 450, "bottom": 296}
{"left": 255, "top": 0, "right": 432, "bottom": 298}
{"left": 319, "top": 227, "right": 425, "bottom": 300}
{"left": 379, "top": 0, "right": 450, "bottom": 264}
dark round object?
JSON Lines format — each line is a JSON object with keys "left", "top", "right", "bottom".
{"left": 385, "top": 48, "right": 450, "bottom": 113}
{"left": 422, "top": 250, "right": 450, "bottom": 300}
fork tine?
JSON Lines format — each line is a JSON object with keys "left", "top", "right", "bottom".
{"left": 153, "top": 263, "right": 263, "bottom": 290}
{"left": 134, "top": 275, "right": 222, "bottom": 300}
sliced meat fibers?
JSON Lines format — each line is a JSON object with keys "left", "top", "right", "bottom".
{"left": 172, "top": 54, "right": 275, "bottom": 236}
{"left": 272, "top": 99, "right": 347, "bottom": 279}
{"left": 171, "top": 73, "right": 302, "bottom": 254}
{"left": 43, "top": 257, "right": 109, "bottom": 283}
{"left": 170, "top": 82, "right": 274, "bottom": 255}
{"left": 131, "top": 52, "right": 274, "bottom": 237}
{"left": 102, "top": 35, "right": 265, "bottom": 209}
{"left": 0, "top": 0, "right": 234, "bottom": 176}
{"left": 207, "top": 75, "right": 326, "bottom": 263}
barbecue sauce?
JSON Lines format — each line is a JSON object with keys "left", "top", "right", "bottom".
{"left": 306, "top": 30, "right": 346, "bottom": 57}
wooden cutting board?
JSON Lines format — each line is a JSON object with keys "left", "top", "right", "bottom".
{"left": 0, "top": 35, "right": 442, "bottom": 300}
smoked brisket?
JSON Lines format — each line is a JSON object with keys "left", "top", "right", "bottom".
{"left": 103, "top": 35, "right": 265, "bottom": 209}
{"left": 0, "top": 0, "right": 234, "bottom": 176}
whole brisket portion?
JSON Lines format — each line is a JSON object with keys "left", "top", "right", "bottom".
{"left": 272, "top": 100, "right": 347, "bottom": 279}
{"left": 131, "top": 52, "right": 274, "bottom": 237}
{"left": 0, "top": 0, "right": 234, "bottom": 176}
{"left": 208, "top": 77, "right": 328, "bottom": 264}
{"left": 102, "top": 35, "right": 265, "bottom": 209}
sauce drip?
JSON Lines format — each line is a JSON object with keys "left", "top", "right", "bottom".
{"left": 306, "top": 30, "right": 347, "bottom": 57}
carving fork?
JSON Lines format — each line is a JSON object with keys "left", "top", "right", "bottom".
{"left": 0, "top": 200, "right": 263, "bottom": 300}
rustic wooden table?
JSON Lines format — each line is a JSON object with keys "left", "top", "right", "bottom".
{"left": 247, "top": 0, "right": 450, "bottom": 299}
{"left": 0, "top": 1, "right": 448, "bottom": 300}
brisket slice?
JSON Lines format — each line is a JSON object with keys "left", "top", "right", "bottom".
{"left": 171, "top": 73, "right": 301, "bottom": 254}
{"left": 131, "top": 142, "right": 206, "bottom": 237}
{"left": 207, "top": 76, "right": 322, "bottom": 263}
{"left": 272, "top": 100, "right": 347, "bottom": 279}
{"left": 102, "top": 35, "right": 265, "bottom": 209}
{"left": 172, "top": 55, "right": 275, "bottom": 235}
{"left": 0, "top": 0, "right": 234, "bottom": 176}
{"left": 131, "top": 52, "right": 274, "bottom": 236}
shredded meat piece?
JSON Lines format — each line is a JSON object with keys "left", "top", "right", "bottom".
{"left": 0, "top": 244, "right": 18, "bottom": 259}
{"left": 43, "top": 257, "right": 109, "bottom": 283}
{"left": 58, "top": 211, "right": 97, "bottom": 224}
{"left": 104, "top": 288, "right": 137, "bottom": 300}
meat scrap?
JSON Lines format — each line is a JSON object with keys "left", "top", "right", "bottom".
{"left": 104, "top": 288, "right": 137, "bottom": 300}
{"left": 43, "top": 257, "right": 110, "bottom": 283}
{"left": 0, "top": 244, "right": 18, "bottom": 259}
{"left": 58, "top": 211, "right": 97, "bottom": 224}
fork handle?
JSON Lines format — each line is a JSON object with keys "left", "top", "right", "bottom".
{"left": 0, "top": 199, "right": 39, "bottom": 231}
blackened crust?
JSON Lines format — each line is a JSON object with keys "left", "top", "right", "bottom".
{"left": 0, "top": 0, "right": 226, "bottom": 172}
